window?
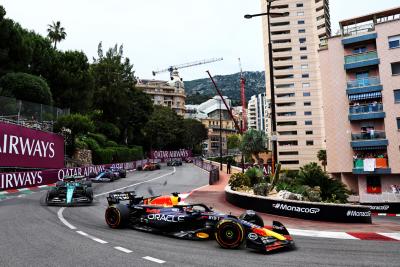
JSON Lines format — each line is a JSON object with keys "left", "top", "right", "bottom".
{"left": 301, "top": 64, "right": 308, "bottom": 69}
{"left": 277, "top": 121, "right": 297, "bottom": 126}
{"left": 278, "top": 131, "right": 297, "bottom": 136}
{"left": 304, "top": 101, "right": 311, "bottom": 106}
{"left": 299, "top": 38, "right": 306, "bottom": 43}
{"left": 277, "top": 102, "right": 296, "bottom": 107}
{"left": 397, "top": 118, "right": 400, "bottom": 130}
{"left": 389, "top": 35, "right": 400, "bottom": 49}
{"left": 298, "top": 20, "right": 305, "bottom": 24}
{"left": 279, "top": 141, "right": 298, "bottom": 146}
{"left": 299, "top": 29, "right": 306, "bottom": 33}
{"left": 301, "top": 55, "right": 308, "bottom": 60}
{"left": 366, "top": 176, "right": 382, "bottom": 194}
{"left": 276, "top": 83, "right": 294, "bottom": 89}
{"left": 306, "top": 130, "right": 313, "bottom": 135}
{"left": 300, "top": 46, "right": 307, "bottom": 51}
{"left": 296, "top": 3, "right": 303, "bottom": 7}
{"left": 302, "top": 82, "right": 310, "bottom": 88}
{"left": 279, "top": 151, "right": 299, "bottom": 156}
{"left": 394, "top": 90, "right": 400, "bottom": 103}
{"left": 304, "top": 111, "right": 312, "bottom": 115}
{"left": 280, "top": 160, "right": 300, "bottom": 165}
{"left": 297, "top": 11, "right": 304, "bottom": 16}
{"left": 353, "top": 47, "right": 367, "bottom": 54}
{"left": 305, "top": 120, "right": 313, "bottom": 125}
{"left": 277, "top": 112, "right": 296, "bottom": 117}
{"left": 306, "top": 140, "right": 314, "bottom": 146}
{"left": 277, "top": 93, "right": 295, "bottom": 98}
{"left": 303, "top": 92, "right": 311, "bottom": 96}
{"left": 302, "top": 74, "right": 309, "bottom": 78}
{"left": 391, "top": 62, "right": 400, "bottom": 75}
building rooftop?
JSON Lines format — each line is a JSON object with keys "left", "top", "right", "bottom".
{"left": 339, "top": 6, "right": 400, "bottom": 27}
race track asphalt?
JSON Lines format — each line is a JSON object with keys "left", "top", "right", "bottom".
{"left": 0, "top": 164, "right": 399, "bottom": 267}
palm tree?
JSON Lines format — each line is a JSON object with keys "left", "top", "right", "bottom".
{"left": 47, "top": 21, "right": 66, "bottom": 49}
{"left": 239, "top": 129, "right": 267, "bottom": 163}
{"left": 317, "top": 149, "right": 327, "bottom": 172}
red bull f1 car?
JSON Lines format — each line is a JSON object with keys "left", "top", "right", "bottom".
{"left": 105, "top": 192, "right": 294, "bottom": 252}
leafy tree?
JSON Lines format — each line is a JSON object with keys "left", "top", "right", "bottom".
{"left": 239, "top": 129, "right": 267, "bottom": 162}
{"left": 317, "top": 149, "right": 327, "bottom": 172}
{"left": 143, "top": 106, "right": 184, "bottom": 150}
{"left": 0, "top": 72, "right": 52, "bottom": 104}
{"left": 49, "top": 50, "right": 94, "bottom": 112}
{"left": 182, "top": 118, "right": 208, "bottom": 150}
{"left": 54, "top": 114, "right": 95, "bottom": 156}
{"left": 91, "top": 42, "right": 153, "bottom": 144}
{"left": 227, "top": 134, "right": 240, "bottom": 150}
{"left": 47, "top": 21, "right": 66, "bottom": 49}
{"left": 296, "top": 163, "right": 349, "bottom": 203}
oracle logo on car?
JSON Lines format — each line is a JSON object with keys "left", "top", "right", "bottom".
{"left": 272, "top": 203, "right": 320, "bottom": 214}
{"left": 0, "top": 122, "right": 64, "bottom": 169}
{"left": 147, "top": 214, "right": 184, "bottom": 222}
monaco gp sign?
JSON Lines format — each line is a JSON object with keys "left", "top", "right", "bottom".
{"left": 150, "top": 149, "right": 192, "bottom": 160}
{"left": 0, "top": 122, "right": 64, "bottom": 169}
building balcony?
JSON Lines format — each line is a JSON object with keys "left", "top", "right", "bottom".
{"left": 348, "top": 103, "right": 385, "bottom": 121}
{"left": 344, "top": 51, "right": 379, "bottom": 70}
{"left": 353, "top": 158, "right": 391, "bottom": 174}
{"left": 351, "top": 131, "right": 388, "bottom": 149}
{"left": 342, "top": 32, "right": 377, "bottom": 46}
{"left": 346, "top": 76, "right": 383, "bottom": 95}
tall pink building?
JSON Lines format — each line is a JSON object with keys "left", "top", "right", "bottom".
{"left": 319, "top": 7, "right": 400, "bottom": 207}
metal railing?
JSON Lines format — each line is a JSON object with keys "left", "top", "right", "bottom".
{"left": 349, "top": 103, "right": 383, "bottom": 114}
{"left": 347, "top": 76, "right": 380, "bottom": 89}
{"left": 342, "top": 23, "right": 375, "bottom": 37}
{"left": 351, "top": 131, "right": 386, "bottom": 141}
{"left": 0, "top": 96, "right": 69, "bottom": 132}
{"left": 344, "top": 51, "right": 378, "bottom": 64}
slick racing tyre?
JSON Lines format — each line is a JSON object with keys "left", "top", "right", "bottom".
{"left": 105, "top": 204, "right": 129, "bottom": 228}
{"left": 85, "top": 188, "right": 93, "bottom": 201}
{"left": 89, "top": 172, "right": 96, "bottom": 178}
{"left": 82, "top": 180, "right": 92, "bottom": 187}
{"left": 120, "top": 170, "right": 127, "bottom": 178}
{"left": 215, "top": 219, "right": 245, "bottom": 249}
{"left": 239, "top": 210, "right": 264, "bottom": 227}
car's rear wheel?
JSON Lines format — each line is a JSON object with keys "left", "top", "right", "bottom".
{"left": 85, "top": 188, "right": 93, "bottom": 202}
{"left": 105, "top": 204, "right": 129, "bottom": 228}
{"left": 215, "top": 219, "right": 245, "bottom": 249}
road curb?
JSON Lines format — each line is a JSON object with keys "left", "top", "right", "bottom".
{"left": 371, "top": 212, "right": 400, "bottom": 217}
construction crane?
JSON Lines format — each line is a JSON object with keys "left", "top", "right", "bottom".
{"left": 238, "top": 58, "right": 247, "bottom": 132}
{"left": 152, "top": 57, "right": 223, "bottom": 78}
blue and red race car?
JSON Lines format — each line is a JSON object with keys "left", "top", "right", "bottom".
{"left": 105, "top": 192, "right": 294, "bottom": 252}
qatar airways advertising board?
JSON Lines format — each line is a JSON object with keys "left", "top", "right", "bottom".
{"left": 0, "top": 122, "right": 64, "bottom": 169}
{"left": 150, "top": 149, "right": 192, "bottom": 160}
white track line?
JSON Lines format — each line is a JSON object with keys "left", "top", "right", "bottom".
{"left": 57, "top": 207, "right": 77, "bottom": 230}
{"left": 287, "top": 228, "right": 358, "bottom": 240}
{"left": 143, "top": 256, "right": 165, "bottom": 264}
{"left": 91, "top": 237, "right": 108, "bottom": 244}
{"left": 378, "top": 232, "right": 400, "bottom": 241}
{"left": 76, "top": 230, "right": 88, "bottom": 236}
{"left": 114, "top": 246, "right": 132, "bottom": 253}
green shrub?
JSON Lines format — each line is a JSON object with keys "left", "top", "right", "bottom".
{"left": 253, "top": 183, "right": 269, "bottom": 196}
{"left": 0, "top": 72, "right": 52, "bottom": 105}
{"left": 87, "top": 133, "right": 107, "bottom": 146}
{"left": 95, "top": 121, "right": 120, "bottom": 141}
{"left": 92, "top": 148, "right": 114, "bottom": 164}
{"left": 83, "top": 137, "right": 100, "bottom": 151}
{"left": 75, "top": 138, "right": 88, "bottom": 150}
{"left": 245, "top": 167, "right": 264, "bottom": 186}
{"left": 105, "top": 140, "right": 118, "bottom": 147}
{"left": 229, "top": 173, "right": 251, "bottom": 190}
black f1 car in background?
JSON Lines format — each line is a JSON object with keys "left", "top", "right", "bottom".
{"left": 90, "top": 167, "right": 127, "bottom": 182}
{"left": 137, "top": 162, "right": 161, "bottom": 171}
{"left": 167, "top": 159, "right": 182, "bottom": 166}
{"left": 105, "top": 192, "right": 294, "bottom": 252}
{"left": 46, "top": 175, "right": 93, "bottom": 205}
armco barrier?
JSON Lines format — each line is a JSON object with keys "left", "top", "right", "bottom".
{"left": 225, "top": 185, "right": 372, "bottom": 223}
{"left": 0, "top": 159, "right": 158, "bottom": 191}
{"left": 193, "top": 158, "right": 219, "bottom": 185}
{"left": 362, "top": 202, "right": 400, "bottom": 214}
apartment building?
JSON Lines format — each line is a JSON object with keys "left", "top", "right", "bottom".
{"left": 319, "top": 7, "right": 400, "bottom": 204}
{"left": 184, "top": 96, "right": 237, "bottom": 157}
{"left": 136, "top": 70, "right": 186, "bottom": 116}
{"left": 261, "top": 0, "right": 330, "bottom": 169}
{"left": 247, "top": 93, "right": 268, "bottom": 132}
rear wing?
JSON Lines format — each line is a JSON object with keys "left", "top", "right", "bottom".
{"left": 107, "top": 191, "right": 143, "bottom": 205}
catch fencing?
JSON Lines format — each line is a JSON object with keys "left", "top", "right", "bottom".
{"left": 193, "top": 158, "right": 219, "bottom": 185}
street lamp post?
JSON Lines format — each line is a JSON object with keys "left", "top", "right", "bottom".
{"left": 245, "top": 0, "right": 287, "bottom": 175}
{"left": 219, "top": 97, "right": 223, "bottom": 171}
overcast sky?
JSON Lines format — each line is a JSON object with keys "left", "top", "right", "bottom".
{"left": 2, "top": 0, "right": 399, "bottom": 81}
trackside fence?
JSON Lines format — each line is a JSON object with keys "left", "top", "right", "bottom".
{"left": 193, "top": 158, "right": 219, "bottom": 185}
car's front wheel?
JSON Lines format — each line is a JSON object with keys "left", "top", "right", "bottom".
{"left": 215, "top": 219, "right": 245, "bottom": 249}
